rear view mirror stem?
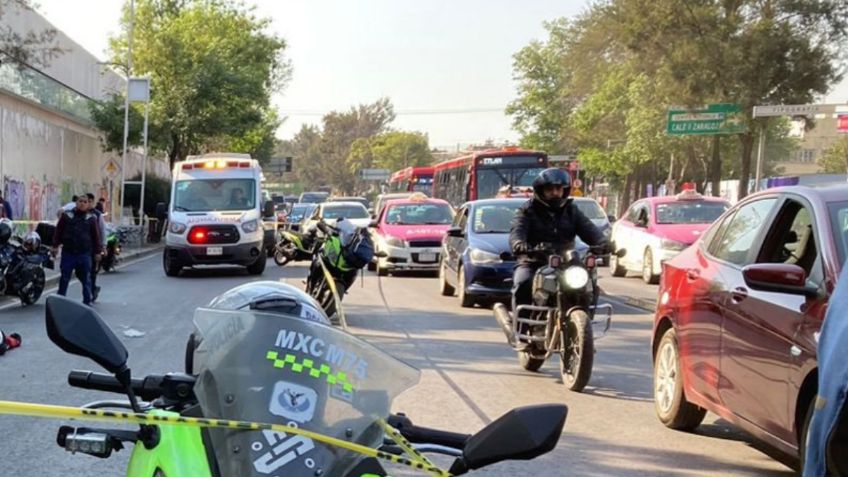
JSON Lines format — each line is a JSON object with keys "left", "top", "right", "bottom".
{"left": 115, "top": 366, "right": 142, "bottom": 413}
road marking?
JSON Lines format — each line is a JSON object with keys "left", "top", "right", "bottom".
{"left": 599, "top": 296, "right": 654, "bottom": 314}
{"left": 0, "top": 252, "right": 159, "bottom": 311}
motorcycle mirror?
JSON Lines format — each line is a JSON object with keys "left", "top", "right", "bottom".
{"left": 45, "top": 295, "right": 128, "bottom": 374}
{"left": 449, "top": 404, "right": 567, "bottom": 475}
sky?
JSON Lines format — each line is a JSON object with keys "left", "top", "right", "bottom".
{"left": 34, "top": 0, "right": 848, "bottom": 151}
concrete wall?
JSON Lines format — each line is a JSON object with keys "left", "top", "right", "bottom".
{"left": 0, "top": 4, "right": 170, "bottom": 223}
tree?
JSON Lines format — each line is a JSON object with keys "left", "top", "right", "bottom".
{"left": 819, "top": 137, "right": 848, "bottom": 174}
{"left": 101, "top": 0, "right": 290, "bottom": 167}
{"left": 0, "top": 1, "right": 63, "bottom": 67}
{"left": 347, "top": 131, "right": 433, "bottom": 174}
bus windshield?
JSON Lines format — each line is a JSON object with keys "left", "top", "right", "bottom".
{"left": 174, "top": 179, "right": 256, "bottom": 212}
{"left": 477, "top": 167, "right": 545, "bottom": 200}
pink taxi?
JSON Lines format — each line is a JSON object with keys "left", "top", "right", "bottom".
{"left": 609, "top": 186, "right": 730, "bottom": 284}
{"left": 370, "top": 194, "right": 455, "bottom": 276}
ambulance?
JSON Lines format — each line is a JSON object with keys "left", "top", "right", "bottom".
{"left": 163, "top": 153, "right": 271, "bottom": 276}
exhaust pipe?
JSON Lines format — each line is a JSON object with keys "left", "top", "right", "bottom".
{"left": 493, "top": 303, "right": 516, "bottom": 347}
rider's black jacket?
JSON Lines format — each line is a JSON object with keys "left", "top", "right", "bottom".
{"left": 509, "top": 197, "right": 606, "bottom": 265}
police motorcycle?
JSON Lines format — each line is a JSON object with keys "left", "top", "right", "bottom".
{"left": 40, "top": 284, "right": 568, "bottom": 477}
{"left": 99, "top": 224, "right": 124, "bottom": 273}
{"left": 305, "top": 218, "right": 379, "bottom": 318}
{"left": 493, "top": 242, "right": 625, "bottom": 392}
{"left": 0, "top": 222, "right": 53, "bottom": 306}
{"left": 273, "top": 227, "right": 319, "bottom": 267}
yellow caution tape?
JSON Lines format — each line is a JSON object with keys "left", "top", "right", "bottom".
{"left": 0, "top": 399, "right": 451, "bottom": 477}
{"left": 318, "top": 255, "right": 348, "bottom": 330}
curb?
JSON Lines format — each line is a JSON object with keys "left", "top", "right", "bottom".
{"left": 43, "top": 245, "right": 164, "bottom": 290}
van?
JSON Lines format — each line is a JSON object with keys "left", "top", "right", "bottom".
{"left": 163, "top": 153, "right": 271, "bottom": 276}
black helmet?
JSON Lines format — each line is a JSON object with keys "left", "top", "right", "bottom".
{"left": 0, "top": 221, "right": 11, "bottom": 245}
{"left": 532, "top": 168, "right": 572, "bottom": 207}
{"left": 185, "top": 281, "right": 330, "bottom": 374}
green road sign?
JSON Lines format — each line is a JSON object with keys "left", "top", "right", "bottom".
{"left": 667, "top": 103, "right": 746, "bottom": 136}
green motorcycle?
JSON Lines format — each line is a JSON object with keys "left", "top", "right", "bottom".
{"left": 44, "top": 295, "right": 568, "bottom": 477}
{"left": 273, "top": 229, "right": 316, "bottom": 266}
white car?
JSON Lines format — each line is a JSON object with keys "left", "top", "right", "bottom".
{"left": 305, "top": 202, "right": 372, "bottom": 230}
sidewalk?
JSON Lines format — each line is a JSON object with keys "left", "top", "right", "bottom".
{"left": 43, "top": 243, "right": 163, "bottom": 290}
{"left": 597, "top": 268, "right": 658, "bottom": 312}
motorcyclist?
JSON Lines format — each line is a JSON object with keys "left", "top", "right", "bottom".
{"left": 185, "top": 281, "right": 329, "bottom": 374}
{"left": 509, "top": 168, "right": 607, "bottom": 324}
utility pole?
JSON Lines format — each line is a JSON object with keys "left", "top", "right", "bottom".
{"left": 118, "top": 0, "right": 135, "bottom": 222}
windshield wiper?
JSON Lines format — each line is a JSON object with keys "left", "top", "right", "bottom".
{"left": 174, "top": 206, "right": 191, "bottom": 212}
{"left": 423, "top": 221, "right": 450, "bottom": 225}
{"left": 476, "top": 230, "right": 508, "bottom": 234}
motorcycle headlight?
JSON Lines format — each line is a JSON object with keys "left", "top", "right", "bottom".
{"left": 469, "top": 248, "right": 502, "bottom": 265}
{"left": 562, "top": 266, "right": 589, "bottom": 289}
{"left": 384, "top": 236, "right": 406, "bottom": 248}
{"left": 168, "top": 222, "right": 186, "bottom": 234}
{"left": 660, "top": 239, "right": 687, "bottom": 252}
{"left": 242, "top": 219, "right": 258, "bottom": 233}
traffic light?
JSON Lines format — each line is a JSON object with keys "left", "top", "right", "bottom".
{"left": 284, "top": 156, "right": 292, "bottom": 172}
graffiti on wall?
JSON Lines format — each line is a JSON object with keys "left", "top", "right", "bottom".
{"left": 1, "top": 175, "right": 92, "bottom": 221}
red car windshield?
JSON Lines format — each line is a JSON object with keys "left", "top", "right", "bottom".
{"left": 655, "top": 201, "right": 728, "bottom": 224}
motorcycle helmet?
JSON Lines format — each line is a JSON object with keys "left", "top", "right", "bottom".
{"left": 532, "top": 168, "right": 572, "bottom": 208}
{"left": 22, "top": 231, "right": 41, "bottom": 252}
{"left": 185, "top": 281, "right": 330, "bottom": 374}
{"left": 0, "top": 220, "right": 11, "bottom": 245}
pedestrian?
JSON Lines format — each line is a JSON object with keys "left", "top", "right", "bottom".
{"left": 74, "top": 193, "right": 106, "bottom": 302}
{"left": 58, "top": 195, "right": 77, "bottom": 220}
{"left": 0, "top": 193, "right": 12, "bottom": 220}
{"left": 95, "top": 197, "right": 105, "bottom": 214}
{"left": 53, "top": 195, "right": 101, "bottom": 305}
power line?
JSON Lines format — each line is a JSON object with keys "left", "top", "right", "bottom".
{"left": 279, "top": 107, "right": 506, "bottom": 116}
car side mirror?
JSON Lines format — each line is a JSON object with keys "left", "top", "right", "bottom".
{"left": 742, "top": 263, "right": 819, "bottom": 298}
{"left": 636, "top": 216, "right": 648, "bottom": 227}
{"left": 263, "top": 201, "right": 275, "bottom": 218}
{"left": 607, "top": 214, "right": 616, "bottom": 223}
{"left": 449, "top": 404, "right": 567, "bottom": 475}
{"left": 369, "top": 220, "right": 379, "bottom": 228}
{"left": 45, "top": 295, "right": 128, "bottom": 374}
{"left": 446, "top": 226, "right": 464, "bottom": 238}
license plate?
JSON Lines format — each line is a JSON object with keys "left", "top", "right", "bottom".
{"left": 418, "top": 252, "right": 436, "bottom": 262}
{"left": 207, "top": 247, "right": 223, "bottom": 256}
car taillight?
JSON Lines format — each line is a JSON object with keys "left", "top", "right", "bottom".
{"left": 188, "top": 228, "right": 207, "bottom": 244}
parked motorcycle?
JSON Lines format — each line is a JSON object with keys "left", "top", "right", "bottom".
{"left": 43, "top": 295, "right": 568, "bottom": 476}
{"left": 273, "top": 228, "right": 318, "bottom": 266}
{"left": 99, "top": 225, "right": 123, "bottom": 273}
{"left": 493, "top": 243, "right": 624, "bottom": 392}
{"left": 0, "top": 231, "right": 53, "bottom": 306}
{"left": 305, "top": 219, "right": 376, "bottom": 318}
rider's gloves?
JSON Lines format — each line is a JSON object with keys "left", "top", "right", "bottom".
{"left": 513, "top": 241, "right": 529, "bottom": 254}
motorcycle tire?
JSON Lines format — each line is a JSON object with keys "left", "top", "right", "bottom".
{"left": 560, "top": 310, "right": 594, "bottom": 392}
{"left": 518, "top": 349, "right": 545, "bottom": 372}
{"left": 274, "top": 248, "right": 292, "bottom": 266}
{"left": 19, "top": 267, "right": 45, "bottom": 306}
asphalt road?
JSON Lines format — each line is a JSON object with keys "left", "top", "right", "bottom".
{"left": 0, "top": 255, "right": 794, "bottom": 476}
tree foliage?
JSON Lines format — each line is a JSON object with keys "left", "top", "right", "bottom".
{"left": 97, "top": 0, "right": 290, "bottom": 167}
{"left": 508, "top": 0, "right": 848, "bottom": 203}
{"left": 347, "top": 131, "right": 433, "bottom": 174}
{"left": 819, "top": 137, "right": 848, "bottom": 174}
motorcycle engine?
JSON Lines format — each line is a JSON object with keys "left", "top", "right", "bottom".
{"left": 532, "top": 266, "right": 559, "bottom": 304}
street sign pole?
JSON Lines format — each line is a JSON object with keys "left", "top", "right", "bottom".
{"left": 139, "top": 99, "right": 149, "bottom": 231}
{"left": 119, "top": 0, "right": 135, "bottom": 223}
{"left": 754, "top": 121, "right": 768, "bottom": 193}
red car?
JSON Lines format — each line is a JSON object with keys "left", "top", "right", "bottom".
{"left": 652, "top": 184, "right": 848, "bottom": 463}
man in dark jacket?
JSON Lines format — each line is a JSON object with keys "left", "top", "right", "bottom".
{"left": 53, "top": 195, "right": 101, "bottom": 305}
{"left": 509, "top": 168, "right": 606, "bottom": 323}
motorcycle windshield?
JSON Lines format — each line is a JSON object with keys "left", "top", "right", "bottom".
{"left": 192, "top": 308, "right": 420, "bottom": 477}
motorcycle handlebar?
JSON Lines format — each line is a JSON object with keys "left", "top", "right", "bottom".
{"left": 388, "top": 414, "right": 470, "bottom": 449}
{"left": 68, "top": 370, "right": 165, "bottom": 402}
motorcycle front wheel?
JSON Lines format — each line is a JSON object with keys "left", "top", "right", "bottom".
{"left": 19, "top": 267, "right": 45, "bottom": 306}
{"left": 274, "top": 245, "right": 294, "bottom": 266}
{"left": 560, "top": 309, "right": 594, "bottom": 392}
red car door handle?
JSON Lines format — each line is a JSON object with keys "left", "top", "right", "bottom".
{"left": 731, "top": 287, "right": 748, "bottom": 303}
{"left": 686, "top": 269, "right": 700, "bottom": 281}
